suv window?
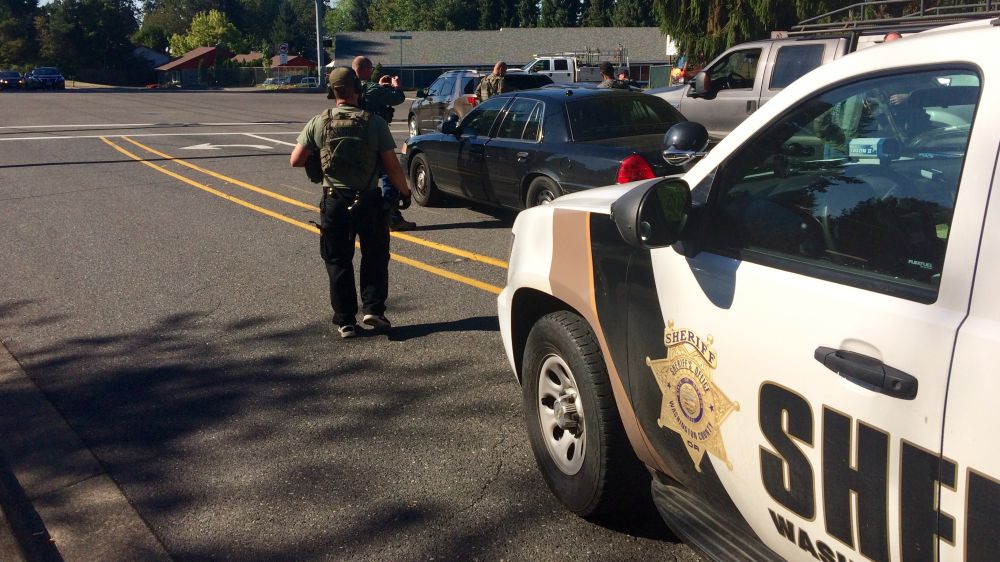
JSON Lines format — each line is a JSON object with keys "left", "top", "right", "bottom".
{"left": 438, "top": 75, "right": 458, "bottom": 99}
{"left": 496, "top": 98, "right": 543, "bottom": 141}
{"left": 704, "top": 69, "right": 980, "bottom": 301}
{"left": 708, "top": 48, "right": 761, "bottom": 90}
{"left": 461, "top": 96, "right": 507, "bottom": 136}
{"left": 426, "top": 77, "right": 445, "bottom": 96}
{"left": 462, "top": 75, "right": 476, "bottom": 95}
{"left": 566, "top": 95, "right": 684, "bottom": 141}
{"left": 769, "top": 44, "right": 825, "bottom": 89}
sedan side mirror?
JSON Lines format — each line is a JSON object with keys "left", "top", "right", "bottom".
{"left": 662, "top": 122, "right": 709, "bottom": 167}
{"left": 441, "top": 113, "right": 461, "bottom": 135}
{"left": 415, "top": 88, "right": 427, "bottom": 98}
{"left": 610, "top": 178, "right": 692, "bottom": 249}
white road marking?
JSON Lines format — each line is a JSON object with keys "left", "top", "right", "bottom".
{"left": 0, "top": 131, "right": 300, "bottom": 141}
{"left": 0, "top": 122, "right": 302, "bottom": 130}
{"left": 180, "top": 142, "right": 272, "bottom": 150}
{"left": 244, "top": 133, "right": 296, "bottom": 147}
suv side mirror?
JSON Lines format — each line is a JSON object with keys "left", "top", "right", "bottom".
{"left": 611, "top": 178, "right": 692, "bottom": 249}
{"left": 415, "top": 88, "right": 427, "bottom": 98}
{"left": 662, "top": 122, "right": 710, "bottom": 166}
{"left": 691, "top": 71, "right": 712, "bottom": 97}
{"left": 440, "top": 113, "right": 461, "bottom": 135}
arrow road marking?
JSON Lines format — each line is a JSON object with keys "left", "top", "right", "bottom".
{"left": 180, "top": 142, "right": 273, "bottom": 150}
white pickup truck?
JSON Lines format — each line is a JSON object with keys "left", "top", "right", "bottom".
{"left": 522, "top": 55, "right": 608, "bottom": 84}
{"left": 500, "top": 16, "right": 1000, "bottom": 562}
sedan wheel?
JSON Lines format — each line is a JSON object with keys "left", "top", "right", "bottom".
{"left": 526, "top": 176, "right": 562, "bottom": 208}
{"left": 409, "top": 153, "right": 439, "bottom": 206}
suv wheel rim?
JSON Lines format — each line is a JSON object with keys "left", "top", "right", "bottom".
{"left": 536, "top": 354, "right": 585, "bottom": 475}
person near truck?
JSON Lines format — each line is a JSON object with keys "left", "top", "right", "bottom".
{"left": 351, "top": 55, "right": 416, "bottom": 232}
{"left": 597, "top": 62, "right": 628, "bottom": 89}
{"left": 616, "top": 67, "right": 641, "bottom": 89}
{"left": 476, "top": 61, "right": 508, "bottom": 101}
{"left": 289, "top": 66, "right": 412, "bottom": 338}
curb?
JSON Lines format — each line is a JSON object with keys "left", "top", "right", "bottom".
{"left": 0, "top": 341, "right": 171, "bottom": 561}
{"left": 0, "top": 451, "right": 59, "bottom": 562}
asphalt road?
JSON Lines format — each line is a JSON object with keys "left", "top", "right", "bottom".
{"left": 0, "top": 87, "right": 701, "bottom": 561}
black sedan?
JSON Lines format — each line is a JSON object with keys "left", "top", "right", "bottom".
{"left": 25, "top": 67, "right": 65, "bottom": 90}
{"left": 401, "top": 87, "right": 688, "bottom": 210}
{"left": 0, "top": 70, "right": 23, "bottom": 89}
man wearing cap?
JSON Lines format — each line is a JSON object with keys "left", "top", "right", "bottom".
{"left": 616, "top": 67, "right": 640, "bottom": 90}
{"left": 351, "top": 56, "right": 415, "bottom": 232}
{"left": 290, "top": 66, "right": 412, "bottom": 338}
{"left": 597, "top": 61, "right": 626, "bottom": 89}
{"left": 476, "top": 61, "right": 508, "bottom": 101}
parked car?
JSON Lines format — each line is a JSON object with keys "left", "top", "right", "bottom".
{"left": 401, "top": 87, "right": 687, "bottom": 210}
{"left": 500, "top": 16, "right": 996, "bottom": 562}
{"left": 407, "top": 69, "right": 553, "bottom": 137}
{"left": 0, "top": 70, "right": 23, "bottom": 89}
{"left": 25, "top": 67, "right": 65, "bottom": 90}
{"left": 300, "top": 76, "right": 319, "bottom": 87}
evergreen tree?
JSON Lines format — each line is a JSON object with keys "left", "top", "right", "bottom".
{"left": 539, "top": 0, "right": 578, "bottom": 27}
{"left": 38, "top": 0, "right": 138, "bottom": 71}
{"left": 516, "top": 0, "right": 538, "bottom": 27}
{"left": 0, "top": 0, "right": 38, "bottom": 65}
{"left": 580, "top": 0, "right": 612, "bottom": 27}
{"left": 611, "top": 0, "right": 656, "bottom": 27}
{"left": 478, "top": 0, "right": 501, "bottom": 30}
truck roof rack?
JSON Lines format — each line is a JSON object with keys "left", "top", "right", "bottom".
{"left": 788, "top": 0, "right": 1000, "bottom": 37}
{"left": 530, "top": 46, "right": 630, "bottom": 67}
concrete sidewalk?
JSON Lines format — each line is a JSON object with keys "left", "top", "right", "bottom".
{"left": 0, "top": 341, "right": 171, "bottom": 561}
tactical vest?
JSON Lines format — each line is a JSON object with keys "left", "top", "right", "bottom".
{"left": 320, "top": 108, "right": 378, "bottom": 190}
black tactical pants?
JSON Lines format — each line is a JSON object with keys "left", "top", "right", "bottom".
{"left": 319, "top": 187, "right": 390, "bottom": 326}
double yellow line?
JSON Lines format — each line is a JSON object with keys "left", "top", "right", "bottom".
{"left": 100, "top": 136, "right": 506, "bottom": 295}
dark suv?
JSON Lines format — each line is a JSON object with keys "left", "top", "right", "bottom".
{"left": 407, "top": 70, "right": 552, "bottom": 137}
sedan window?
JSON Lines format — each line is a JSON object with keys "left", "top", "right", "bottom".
{"left": 461, "top": 97, "right": 507, "bottom": 137}
{"left": 566, "top": 95, "right": 685, "bottom": 141}
{"left": 496, "top": 98, "right": 542, "bottom": 141}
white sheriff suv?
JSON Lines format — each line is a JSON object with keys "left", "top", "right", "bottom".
{"left": 499, "top": 18, "right": 1000, "bottom": 562}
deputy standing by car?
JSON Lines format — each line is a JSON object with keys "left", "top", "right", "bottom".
{"left": 351, "top": 56, "right": 416, "bottom": 232}
{"left": 476, "top": 61, "right": 508, "bottom": 101}
{"left": 290, "top": 67, "right": 412, "bottom": 338}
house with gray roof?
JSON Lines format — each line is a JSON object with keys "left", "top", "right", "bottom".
{"left": 333, "top": 27, "right": 676, "bottom": 88}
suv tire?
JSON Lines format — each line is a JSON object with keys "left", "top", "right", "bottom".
{"left": 522, "top": 310, "right": 647, "bottom": 518}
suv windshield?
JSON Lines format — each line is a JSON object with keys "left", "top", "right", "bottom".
{"left": 566, "top": 94, "right": 685, "bottom": 141}
{"left": 34, "top": 68, "right": 60, "bottom": 75}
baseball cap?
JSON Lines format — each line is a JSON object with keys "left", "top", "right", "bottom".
{"left": 327, "top": 66, "right": 358, "bottom": 99}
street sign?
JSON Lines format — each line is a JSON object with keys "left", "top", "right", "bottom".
{"left": 278, "top": 42, "right": 288, "bottom": 54}
{"left": 389, "top": 34, "right": 412, "bottom": 40}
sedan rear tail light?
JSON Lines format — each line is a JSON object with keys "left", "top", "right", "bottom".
{"left": 616, "top": 154, "right": 655, "bottom": 184}
{"left": 464, "top": 95, "right": 478, "bottom": 107}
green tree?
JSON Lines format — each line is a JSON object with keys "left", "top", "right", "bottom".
{"left": 516, "top": 0, "right": 538, "bottom": 27}
{"left": 168, "top": 9, "right": 243, "bottom": 54}
{"left": 325, "top": 0, "right": 366, "bottom": 34}
{"left": 37, "top": 0, "right": 138, "bottom": 71}
{"left": 270, "top": 0, "right": 317, "bottom": 55}
{"left": 0, "top": 0, "right": 38, "bottom": 66}
{"left": 539, "top": 0, "right": 578, "bottom": 27}
{"left": 611, "top": 0, "right": 657, "bottom": 27}
{"left": 580, "top": 0, "right": 612, "bottom": 26}
{"left": 478, "top": 0, "right": 500, "bottom": 30}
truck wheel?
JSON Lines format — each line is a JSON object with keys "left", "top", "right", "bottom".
{"left": 408, "top": 115, "right": 419, "bottom": 137}
{"left": 522, "top": 310, "right": 645, "bottom": 518}
{"left": 526, "top": 176, "right": 561, "bottom": 208}
{"left": 409, "top": 153, "right": 439, "bottom": 206}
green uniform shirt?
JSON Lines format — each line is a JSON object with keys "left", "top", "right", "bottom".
{"left": 360, "top": 81, "right": 405, "bottom": 122}
{"left": 476, "top": 74, "right": 506, "bottom": 101}
{"left": 297, "top": 105, "right": 396, "bottom": 190}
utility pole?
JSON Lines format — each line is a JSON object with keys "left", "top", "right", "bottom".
{"left": 314, "top": 0, "right": 323, "bottom": 83}
{"left": 389, "top": 30, "right": 412, "bottom": 87}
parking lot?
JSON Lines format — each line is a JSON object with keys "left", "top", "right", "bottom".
{"left": 0, "top": 89, "right": 701, "bottom": 560}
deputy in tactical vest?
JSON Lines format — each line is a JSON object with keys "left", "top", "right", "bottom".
{"left": 597, "top": 61, "right": 628, "bottom": 89}
{"left": 351, "top": 55, "right": 414, "bottom": 231}
{"left": 290, "top": 66, "right": 412, "bottom": 338}
{"left": 476, "top": 61, "right": 508, "bottom": 102}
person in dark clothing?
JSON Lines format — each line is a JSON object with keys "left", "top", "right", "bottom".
{"left": 352, "top": 55, "right": 416, "bottom": 232}
{"left": 290, "top": 66, "right": 412, "bottom": 338}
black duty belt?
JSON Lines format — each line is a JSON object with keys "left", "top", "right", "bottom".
{"left": 324, "top": 186, "right": 363, "bottom": 199}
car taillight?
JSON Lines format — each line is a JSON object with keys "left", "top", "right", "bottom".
{"left": 616, "top": 154, "right": 655, "bottom": 184}
{"left": 465, "top": 95, "right": 478, "bottom": 107}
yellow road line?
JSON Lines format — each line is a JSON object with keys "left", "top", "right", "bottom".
{"left": 120, "top": 136, "right": 509, "bottom": 269}
{"left": 101, "top": 137, "right": 503, "bottom": 295}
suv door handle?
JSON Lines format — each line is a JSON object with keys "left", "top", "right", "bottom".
{"left": 516, "top": 151, "right": 529, "bottom": 160}
{"left": 814, "top": 347, "right": 918, "bottom": 400}
{"left": 746, "top": 100, "right": 758, "bottom": 114}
